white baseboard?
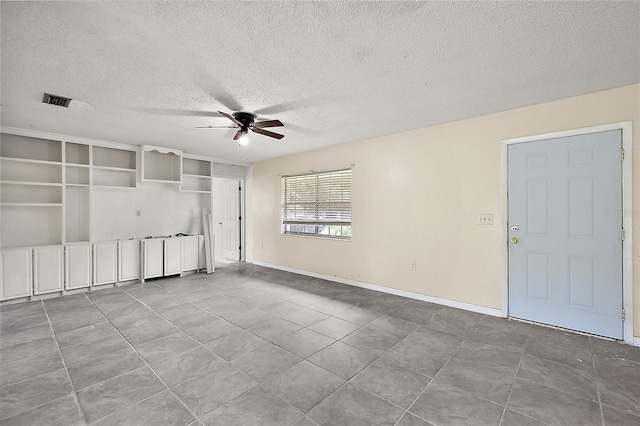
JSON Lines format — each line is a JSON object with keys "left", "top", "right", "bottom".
{"left": 252, "top": 261, "right": 503, "bottom": 318}
{"left": 634, "top": 337, "right": 640, "bottom": 347}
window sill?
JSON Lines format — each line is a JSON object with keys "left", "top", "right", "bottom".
{"left": 280, "top": 233, "right": 351, "bottom": 242}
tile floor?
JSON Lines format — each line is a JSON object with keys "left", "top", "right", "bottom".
{"left": 1, "top": 263, "right": 639, "bottom": 425}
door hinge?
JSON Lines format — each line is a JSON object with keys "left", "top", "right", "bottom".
{"left": 621, "top": 229, "right": 625, "bottom": 241}
{"left": 622, "top": 309, "right": 626, "bottom": 321}
{"left": 621, "top": 148, "right": 625, "bottom": 161}
{"left": 239, "top": 216, "right": 242, "bottom": 221}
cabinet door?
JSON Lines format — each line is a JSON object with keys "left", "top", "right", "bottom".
{"left": 33, "top": 245, "right": 63, "bottom": 295}
{"left": 93, "top": 242, "right": 117, "bottom": 285}
{"left": 164, "top": 238, "right": 182, "bottom": 276}
{"left": 118, "top": 240, "right": 140, "bottom": 282}
{"left": 181, "top": 237, "right": 199, "bottom": 272}
{"left": 66, "top": 244, "right": 91, "bottom": 290}
{"left": 1, "top": 248, "right": 32, "bottom": 300}
{"left": 143, "top": 240, "right": 164, "bottom": 279}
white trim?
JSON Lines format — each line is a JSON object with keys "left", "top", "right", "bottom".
{"left": 502, "top": 122, "right": 634, "bottom": 345}
{"left": 0, "top": 126, "right": 251, "bottom": 167}
{"left": 252, "top": 261, "right": 503, "bottom": 317}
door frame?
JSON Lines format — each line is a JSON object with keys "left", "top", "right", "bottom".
{"left": 501, "top": 122, "right": 633, "bottom": 344}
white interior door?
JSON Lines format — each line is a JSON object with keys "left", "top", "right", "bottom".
{"left": 508, "top": 130, "right": 623, "bottom": 339}
{"left": 221, "top": 179, "right": 240, "bottom": 261}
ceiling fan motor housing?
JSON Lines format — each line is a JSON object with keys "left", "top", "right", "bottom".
{"left": 232, "top": 112, "right": 256, "bottom": 131}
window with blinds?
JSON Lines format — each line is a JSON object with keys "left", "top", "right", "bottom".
{"left": 281, "top": 168, "right": 352, "bottom": 239}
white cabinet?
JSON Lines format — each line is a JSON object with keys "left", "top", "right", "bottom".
{"left": 65, "top": 243, "right": 91, "bottom": 290}
{"left": 93, "top": 241, "right": 117, "bottom": 285}
{"left": 164, "top": 238, "right": 182, "bottom": 276}
{"left": 143, "top": 239, "right": 164, "bottom": 279}
{"left": 0, "top": 248, "right": 32, "bottom": 301}
{"left": 118, "top": 240, "right": 140, "bottom": 282}
{"left": 181, "top": 236, "right": 199, "bottom": 273}
{"left": 33, "top": 245, "right": 63, "bottom": 295}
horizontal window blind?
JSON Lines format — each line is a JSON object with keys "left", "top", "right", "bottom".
{"left": 282, "top": 169, "right": 352, "bottom": 226}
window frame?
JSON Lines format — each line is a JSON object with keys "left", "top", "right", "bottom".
{"left": 281, "top": 168, "right": 352, "bottom": 240}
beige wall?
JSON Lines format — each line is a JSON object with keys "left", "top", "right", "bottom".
{"left": 252, "top": 84, "right": 640, "bottom": 338}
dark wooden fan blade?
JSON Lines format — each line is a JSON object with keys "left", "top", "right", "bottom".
{"left": 252, "top": 127, "right": 284, "bottom": 140}
{"left": 195, "top": 125, "right": 238, "bottom": 129}
{"left": 233, "top": 130, "right": 243, "bottom": 140}
{"left": 218, "top": 111, "right": 243, "bottom": 126}
{"left": 253, "top": 119, "right": 284, "bottom": 128}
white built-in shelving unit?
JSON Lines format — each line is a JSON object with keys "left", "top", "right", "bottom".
{"left": 181, "top": 157, "right": 212, "bottom": 194}
{"left": 141, "top": 145, "right": 181, "bottom": 183}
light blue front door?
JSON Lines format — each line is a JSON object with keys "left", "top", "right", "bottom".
{"left": 508, "top": 130, "right": 623, "bottom": 339}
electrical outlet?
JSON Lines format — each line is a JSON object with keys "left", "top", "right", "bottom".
{"left": 410, "top": 261, "right": 416, "bottom": 270}
{"left": 477, "top": 214, "right": 493, "bottom": 225}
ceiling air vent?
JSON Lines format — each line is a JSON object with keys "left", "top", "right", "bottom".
{"left": 42, "top": 93, "right": 72, "bottom": 107}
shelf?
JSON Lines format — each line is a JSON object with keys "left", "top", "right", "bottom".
{"left": 93, "top": 185, "right": 137, "bottom": 190}
{"left": 180, "top": 190, "right": 211, "bottom": 194}
{"left": 182, "top": 173, "right": 211, "bottom": 179}
{"left": 1, "top": 203, "right": 63, "bottom": 207}
{"left": 66, "top": 163, "right": 90, "bottom": 168}
{"left": 0, "top": 181, "right": 63, "bottom": 187}
{"left": 93, "top": 165, "right": 135, "bottom": 172}
{"left": 0, "top": 156, "right": 62, "bottom": 166}
{"left": 93, "top": 146, "right": 137, "bottom": 169}
{"left": 66, "top": 183, "right": 90, "bottom": 187}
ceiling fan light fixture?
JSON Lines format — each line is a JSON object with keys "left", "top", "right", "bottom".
{"left": 238, "top": 130, "right": 249, "bottom": 146}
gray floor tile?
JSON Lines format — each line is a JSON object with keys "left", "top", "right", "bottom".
{"left": 100, "top": 300, "right": 153, "bottom": 320}
{"left": 262, "top": 361, "right": 345, "bottom": 412}
{"left": 333, "top": 306, "right": 381, "bottom": 326}
{"left": 231, "top": 343, "right": 302, "bottom": 382}
{"left": 307, "top": 382, "right": 404, "bottom": 426}
{"left": 61, "top": 333, "right": 130, "bottom": 366}
{"left": 409, "top": 381, "right": 503, "bottom": 426}
{"left": 67, "top": 347, "right": 144, "bottom": 390}
{"left": 135, "top": 332, "right": 200, "bottom": 364}
{"left": 0, "top": 369, "right": 73, "bottom": 421}
{"left": 351, "top": 358, "right": 431, "bottom": 409}
{"left": 49, "top": 306, "right": 106, "bottom": 333}
{"left": 43, "top": 293, "right": 92, "bottom": 313}
{"left": 157, "top": 303, "right": 204, "bottom": 321}
{"left": 221, "top": 307, "right": 274, "bottom": 329}
{"left": 597, "top": 375, "right": 640, "bottom": 416}
{"left": 181, "top": 289, "right": 219, "bottom": 302}
{"left": 261, "top": 300, "right": 305, "bottom": 317}
{"left": 591, "top": 338, "right": 640, "bottom": 363}
{"left": 434, "top": 340, "right": 521, "bottom": 406}
{"left": 308, "top": 299, "right": 353, "bottom": 316}
{"left": 0, "top": 300, "right": 44, "bottom": 318}
{"left": 525, "top": 328, "right": 593, "bottom": 372}
{"left": 275, "top": 328, "right": 336, "bottom": 358}
{"left": 173, "top": 364, "right": 257, "bottom": 417}
{"left": 77, "top": 366, "right": 166, "bottom": 423}
{"left": 184, "top": 318, "right": 242, "bottom": 344}
{"left": 206, "top": 330, "right": 269, "bottom": 361}
{"left": 387, "top": 306, "right": 438, "bottom": 325}
{"left": 120, "top": 320, "right": 180, "bottom": 346}
{"left": 0, "top": 324, "right": 53, "bottom": 349}
{"left": 602, "top": 405, "right": 640, "bottom": 426}
{"left": 594, "top": 353, "right": 640, "bottom": 385}
{"left": 281, "top": 308, "right": 330, "bottom": 328}
{"left": 0, "top": 394, "right": 83, "bottom": 426}
{"left": 308, "top": 341, "right": 377, "bottom": 380}
{"left": 0, "top": 350, "right": 63, "bottom": 388}
{"left": 249, "top": 317, "right": 302, "bottom": 342}
{"left": 518, "top": 353, "right": 597, "bottom": 401}
{"left": 500, "top": 409, "right": 548, "bottom": 426}
{"left": 0, "top": 312, "right": 48, "bottom": 334}
{"left": 150, "top": 346, "right": 227, "bottom": 387}
{"left": 0, "top": 336, "right": 58, "bottom": 366}
{"left": 54, "top": 322, "right": 116, "bottom": 348}
{"left": 110, "top": 311, "right": 168, "bottom": 331}
{"left": 171, "top": 310, "right": 219, "bottom": 330}
{"left": 366, "top": 316, "right": 420, "bottom": 338}
{"left": 136, "top": 292, "right": 186, "bottom": 310}
{"left": 396, "top": 412, "right": 433, "bottom": 426}
{"left": 91, "top": 390, "right": 195, "bottom": 426}
{"left": 380, "top": 327, "right": 461, "bottom": 377}
{"left": 292, "top": 416, "right": 320, "bottom": 426}
{"left": 340, "top": 326, "right": 402, "bottom": 356}
{"left": 308, "top": 317, "right": 361, "bottom": 340}
{"left": 202, "top": 386, "right": 302, "bottom": 426}
{"left": 425, "top": 307, "right": 483, "bottom": 338}
{"left": 507, "top": 378, "right": 601, "bottom": 425}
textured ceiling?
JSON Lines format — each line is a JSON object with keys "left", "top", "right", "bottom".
{"left": 1, "top": 1, "right": 639, "bottom": 163}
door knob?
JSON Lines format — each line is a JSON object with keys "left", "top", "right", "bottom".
{"left": 510, "top": 237, "right": 519, "bottom": 244}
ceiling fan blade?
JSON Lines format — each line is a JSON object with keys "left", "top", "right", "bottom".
{"left": 253, "top": 119, "right": 284, "bottom": 128}
{"left": 218, "top": 111, "right": 243, "bottom": 126}
{"left": 195, "top": 125, "right": 238, "bottom": 129}
{"left": 233, "top": 130, "right": 243, "bottom": 140}
{"left": 252, "top": 127, "right": 284, "bottom": 140}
